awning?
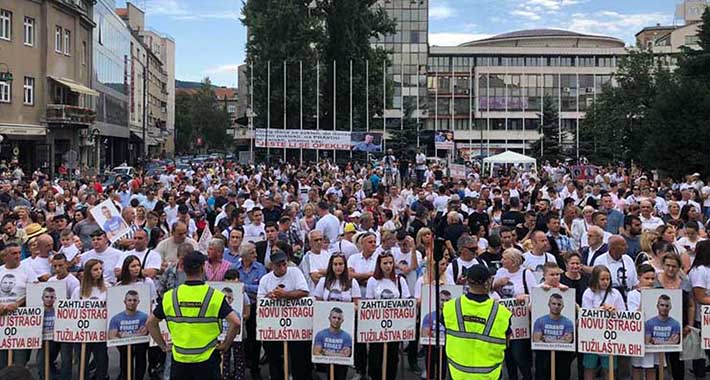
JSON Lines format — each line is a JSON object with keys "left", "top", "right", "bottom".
{"left": 0, "top": 124, "right": 47, "bottom": 136}
{"left": 48, "top": 76, "right": 100, "bottom": 97}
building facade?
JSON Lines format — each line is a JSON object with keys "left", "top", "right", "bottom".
{"left": 0, "top": 0, "right": 96, "bottom": 172}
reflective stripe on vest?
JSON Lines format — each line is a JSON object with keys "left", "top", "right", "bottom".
{"left": 173, "top": 337, "right": 219, "bottom": 355}
{"left": 447, "top": 359, "right": 501, "bottom": 375}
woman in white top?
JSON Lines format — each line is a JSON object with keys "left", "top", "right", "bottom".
{"left": 365, "top": 251, "right": 410, "bottom": 380}
{"left": 311, "top": 253, "right": 361, "bottom": 380}
{"left": 115, "top": 255, "right": 157, "bottom": 380}
{"left": 72, "top": 259, "right": 109, "bottom": 380}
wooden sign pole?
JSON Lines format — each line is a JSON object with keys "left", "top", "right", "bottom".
{"left": 127, "top": 345, "right": 132, "bottom": 380}
{"left": 608, "top": 355, "right": 615, "bottom": 380}
{"left": 44, "top": 342, "right": 50, "bottom": 380}
{"left": 551, "top": 351, "right": 556, "bottom": 380}
{"left": 382, "top": 344, "right": 388, "bottom": 380}
{"left": 283, "top": 342, "right": 289, "bottom": 380}
{"left": 79, "top": 343, "right": 86, "bottom": 380}
{"left": 329, "top": 364, "right": 335, "bottom": 380}
{"left": 7, "top": 349, "right": 13, "bottom": 366}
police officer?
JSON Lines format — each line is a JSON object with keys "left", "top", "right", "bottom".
{"left": 444, "top": 264, "right": 511, "bottom": 380}
{"left": 147, "top": 251, "right": 241, "bottom": 380}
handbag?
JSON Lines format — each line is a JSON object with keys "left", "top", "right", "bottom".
{"left": 681, "top": 326, "right": 704, "bottom": 361}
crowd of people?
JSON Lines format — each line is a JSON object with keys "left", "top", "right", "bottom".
{"left": 1, "top": 154, "right": 710, "bottom": 380}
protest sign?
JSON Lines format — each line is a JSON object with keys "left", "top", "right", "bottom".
{"left": 27, "top": 282, "right": 67, "bottom": 341}
{"left": 357, "top": 299, "right": 417, "bottom": 343}
{"left": 499, "top": 298, "right": 530, "bottom": 340}
{"left": 449, "top": 164, "right": 468, "bottom": 181}
{"left": 311, "top": 302, "right": 355, "bottom": 366}
{"left": 198, "top": 226, "right": 213, "bottom": 253}
{"left": 702, "top": 305, "right": 710, "bottom": 349}
{"left": 256, "top": 297, "right": 314, "bottom": 341}
{"left": 641, "top": 288, "right": 682, "bottom": 353}
{"left": 419, "top": 285, "right": 462, "bottom": 346}
{"left": 208, "top": 282, "right": 244, "bottom": 342}
{"left": 106, "top": 285, "right": 150, "bottom": 347}
{"left": 434, "top": 130, "right": 455, "bottom": 150}
{"left": 578, "top": 308, "right": 644, "bottom": 357}
{"left": 256, "top": 129, "right": 353, "bottom": 151}
{"left": 149, "top": 320, "right": 171, "bottom": 347}
{"left": 54, "top": 299, "right": 108, "bottom": 343}
{"left": 90, "top": 199, "right": 130, "bottom": 243}
{"left": 530, "top": 287, "right": 576, "bottom": 352}
{"left": 0, "top": 307, "right": 43, "bottom": 349}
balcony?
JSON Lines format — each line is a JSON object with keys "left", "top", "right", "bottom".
{"left": 46, "top": 104, "right": 96, "bottom": 127}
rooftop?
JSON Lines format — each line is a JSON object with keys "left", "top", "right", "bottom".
{"left": 459, "top": 28, "right": 624, "bottom": 47}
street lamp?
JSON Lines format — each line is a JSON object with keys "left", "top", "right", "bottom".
{"left": 92, "top": 128, "right": 101, "bottom": 174}
{"left": 246, "top": 106, "right": 256, "bottom": 162}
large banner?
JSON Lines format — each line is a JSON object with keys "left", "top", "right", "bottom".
{"left": 448, "top": 164, "right": 468, "bottom": 181}
{"left": 54, "top": 299, "right": 108, "bottom": 343}
{"left": 499, "top": 298, "right": 530, "bottom": 340}
{"left": 90, "top": 199, "right": 130, "bottom": 243}
{"left": 641, "top": 288, "right": 682, "bottom": 353}
{"left": 578, "top": 309, "right": 645, "bottom": 357}
{"left": 106, "top": 285, "right": 151, "bottom": 347}
{"left": 312, "top": 302, "right": 355, "bottom": 366}
{"left": 208, "top": 282, "right": 244, "bottom": 342}
{"left": 27, "top": 282, "right": 68, "bottom": 341}
{"left": 0, "top": 307, "right": 43, "bottom": 349}
{"left": 419, "top": 285, "right": 462, "bottom": 346}
{"left": 256, "top": 129, "right": 383, "bottom": 151}
{"left": 357, "top": 299, "right": 417, "bottom": 343}
{"left": 531, "top": 288, "right": 576, "bottom": 352}
{"left": 434, "top": 130, "right": 455, "bottom": 150}
{"left": 256, "top": 297, "right": 314, "bottom": 341}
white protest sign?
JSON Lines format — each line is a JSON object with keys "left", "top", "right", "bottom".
{"left": 90, "top": 199, "right": 130, "bottom": 243}
{"left": 419, "top": 285, "right": 462, "bottom": 346}
{"left": 0, "top": 307, "right": 43, "bottom": 349}
{"left": 27, "top": 281, "right": 68, "bottom": 341}
{"left": 208, "top": 282, "right": 244, "bottom": 342}
{"left": 312, "top": 302, "right": 355, "bottom": 366}
{"left": 149, "top": 320, "right": 171, "bottom": 347}
{"left": 198, "top": 227, "right": 213, "bottom": 253}
{"left": 641, "top": 288, "right": 682, "bottom": 353}
{"left": 106, "top": 285, "right": 151, "bottom": 347}
{"left": 702, "top": 305, "right": 710, "bottom": 349}
{"left": 499, "top": 298, "right": 530, "bottom": 340}
{"left": 357, "top": 299, "right": 417, "bottom": 343}
{"left": 578, "top": 308, "right": 645, "bottom": 357}
{"left": 530, "top": 287, "right": 576, "bottom": 352}
{"left": 54, "top": 299, "right": 108, "bottom": 343}
{"left": 256, "top": 297, "right": 314, "bottom": 341}
{"left": 255, "top": 129, "right": 352, "bottom": 150}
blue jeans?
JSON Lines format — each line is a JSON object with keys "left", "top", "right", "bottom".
{"left": 505, "top": 339, "right": 533, "bottom": 380}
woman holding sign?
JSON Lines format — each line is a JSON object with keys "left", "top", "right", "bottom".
{"left": 311, "top": 253, "right": 361, "bottom": 380}
{"left": 365, "top": 250, "right": 411, "bottom": 380}
{"left": 71, "top": 259, "right": 109, "bottom": 380}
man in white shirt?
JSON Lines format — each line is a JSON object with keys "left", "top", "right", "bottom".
{"left": 315, "top": 202, "right": 340, "bottom": 250}
{"left": 114, "top": 229, "right": 162, "bottom": 279}
{"left": 299, "top": 231, "right": 332, "bottom": 290}
{"left": 592, "top": 235, "right": 638, "bottom": 294}
{"left": 415, "top": 149, "right": 427, "bottom": 185}
{"left": 243, "top": 207, "right": 266, "bottom": 242}
{"left": 639, "top": 200, "right": 665, "bottom": 232}
{"left": 522, "top": 231, "right": 558, "bottom": 283}
{"left": 49, "top": 254, "right": 80, "bottom": 298}
{"left": 332, "top": 223, "right": 359, "bottom": 259}
{"left": 446, "top": 235, "right": 486, "bottom": 285}
{"left": 163, "top": 194, "right": 179, "bottom": 227}
{"left": 23, "top": 234, "right": 54, "bottom": 281}
{"left": 81, "top": 229, "right": 122, "bottom": 285}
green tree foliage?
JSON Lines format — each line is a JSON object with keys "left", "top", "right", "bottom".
{"left": 175, "top": 79, "right": 231, "bottom": 153}
{"left": 530, "top": 96, "right": 561, "bottom": 161}
{"left": 678, "top": 7, "right": 710, "bottom": 83}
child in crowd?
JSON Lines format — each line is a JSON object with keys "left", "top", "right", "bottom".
{"left": 57, "top": 229, "right": 81, "bottom": 272}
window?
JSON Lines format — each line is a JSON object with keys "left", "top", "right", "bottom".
{"left": 55, "top": 26, "right": 62, "bottom": 52}
{"left": 23, "top": 77, "right": 34, "bottom": 105}
{"left": 82, "top": 41, "right": 87, "bottom": 65}
{"left": 0, "top": 9, "right": 11, "bottom": 40}
{"left": 22, "top": 17, "right": 34, "bottom": 46}
{"left": 63, "top": 29, "right": 71, "bottom": 55}
{"left": 0, "top": 81, "right": 9, "bottom": 103}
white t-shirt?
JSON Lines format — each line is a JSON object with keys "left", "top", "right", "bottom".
{"left": 48, "top": 273, "right": 81, "bottom": 299}
{"left": 445, "top": 257, "right": 485, "bottom": 283}
{"left": 80, "top": 247, "right": 123, "bottom": 285}
{"left": 331, "top": 239, "right": 359, "bottom": 259}
{"left": 522, "top": 251, "right": 557, "bottom": 283}
{"left": 365, "top": 277, "right": 410, "bottom": 299}
{"left": 591, "top": 253, "right": 638, "bottom": 291}
{"left": 71, "top": 285, "right": 108, "bottom": 301}
{"left": 689, "top": 265, "right": 710, "bottom": 322}
{"left": 257, "top": 267, "right": 309, "bottom": 298}
{"left": 315, "top": 213, "right": 340, "bottom": 249}
{"left": 394, "top": 249, "right": 423, "bottom": 295}
{"left": 493, "top": 267, "right": 537, "bottom": 299}
{"left": 627, "top": 289, "right": 641, "bottom": 312}
{"left": 581, "top": 288, "right": 626, "bottom": 311}
{"left": 347, "top": 253, "right": 377, "bottom": 276}
{"left": 243, "top": 223, "right": 266, "bottom": 242}
{"left": 115, "top": 249, "right": 162, "bottom": 272}
{"left": 308, "top": 251, "right": 332, "bottom": 277}
{"left": 310, "top": 278, "right": 361, "bottom": 302}
{"left": 22, "top": 256, "right": 52, "bottom": 278}
{"left": 0, "top": 263, "right": 39, "bottom": 304}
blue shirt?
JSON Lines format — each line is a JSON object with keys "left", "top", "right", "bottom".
{"left": 421, "top": 311, "right": 444, "bottom": 335}
{"left": 605, "top": 209, "right": 624, "bottom": 235}
{"left": 223, "top": 249, "right": 241, "bottom": 266}
{"left": 314, "top": 328, "right": 352, "bottom": 356}
{"left": 103, "top": 216, "right": 125, "bottom": 234}
{"left": 233, "top": 260, "right": 267, "bottom": 302}
{"left": 645, "top": 316, "right": 680, "bottom": 344}
{"left": 109, "top": 310, "right": 148, "bottom": 337}
{"left": 533, "top": 315, "right": 574, "bottom": 343}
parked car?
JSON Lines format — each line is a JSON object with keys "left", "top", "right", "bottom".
{"left": 112, "top": 166, "right": 136, "bottom": 177}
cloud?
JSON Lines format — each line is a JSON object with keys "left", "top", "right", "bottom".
{"left": 430, "top": 1, "right": 455, "bottom": 20}
{"left": 205, "top": 64, "right": 241, "bottom": 75}
{"left": 525, "top": 0, "right": 585, "bottom": 11}
{"left": 511, "top": 9, "right": 542, "bottom": 21}
{"left": 145, "top": 0, "right": 190, "bottom": 16}
{"left": 429, "top": 33, "right": 494, "bottom": 46}
{"left": 565, "top": 11, "right": 669, "bottom": 42}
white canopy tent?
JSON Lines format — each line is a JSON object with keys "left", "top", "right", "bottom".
{"left": 482, "top": 151, "right": 537, "bottom": 177}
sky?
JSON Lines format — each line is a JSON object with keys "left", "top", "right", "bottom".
{"left": 118, "top": 0, "right": 682, "bottom": 87}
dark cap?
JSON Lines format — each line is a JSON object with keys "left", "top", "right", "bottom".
{"left": 89, "top": 229, "right": 106, "bottom": 238}
{"left": 270, "top": 251, "right": 288, "bottom": 264}
{"left": 466, "top": 264, "right": 492, "bottom": 285}
{"left": 183, "top": 251, "right": 207, "bottom": 270}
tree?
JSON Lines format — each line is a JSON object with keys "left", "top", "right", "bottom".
{"left": 174, "top": 78, "right": 231, "bottom": 153}
{"left": 530, "top": 96, "right": 561, "bottom": 162}
{"left": 386, "top": 98, "right": 422, "bottom": 161}
{"left": 678, "top": 7, "right": 710, "bottom": 83}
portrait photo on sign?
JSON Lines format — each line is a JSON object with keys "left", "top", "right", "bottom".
{"left": 90, "top": 199, "right": 130, "bottom": 243}
{"left": 27, "top": 281, "right": 67, "bottom": 340}
{"left": 311, "top": 301, "right": 355, "bottom": 366}
{"left": 641, "top": 288, "right": 683, "bottom": 352}
{"left": 531, "top": 287, "right": 576, "bottom": 352}
{"left": 351, "top": 132, "right": 383, "bottom": 153}
{"left": 207, "top": 282, "right": 245, "bottom": 342}
{"left": 106, "top": 284, "right": 151, "bottom": 347}
{"left": 419, "top": 284, "right": 462, "bottom": 346}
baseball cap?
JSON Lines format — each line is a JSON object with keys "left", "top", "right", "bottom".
{"left": 270, "top": 251, "right": 288, "bottom": 264}
{"left": 183, "top": 251, "right": 207, "bottom": 270}
{"left": 349, "top": 211, "right": 362, "bottom": 219}
{"left": 343, "top": 223, "right": 357, "bottom": 233}
{"left": 466, "top": 264, "right": 492, "bottom": 285}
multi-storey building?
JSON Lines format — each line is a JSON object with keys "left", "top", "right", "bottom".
{"left": 0, "top": 0, "right": 96, "bottom": 172}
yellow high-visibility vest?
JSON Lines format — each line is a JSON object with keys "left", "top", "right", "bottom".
{"left": 443, "top": 295, "right": 511, "bottom": 380}
{"left": 163, "top": 284, "right": 224, "bottom": 363}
